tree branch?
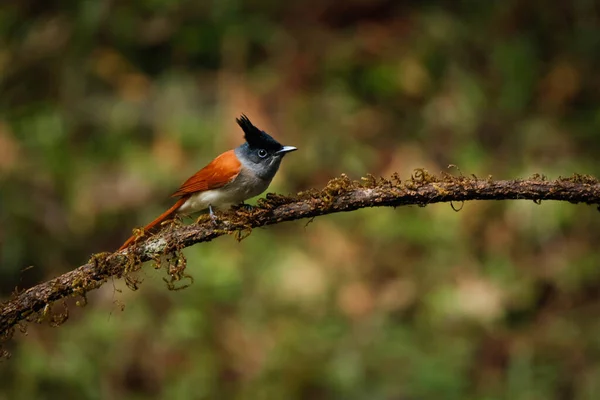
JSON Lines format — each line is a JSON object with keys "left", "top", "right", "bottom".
{"left": 2, "top": 171, "right": 599, "bottom": 352}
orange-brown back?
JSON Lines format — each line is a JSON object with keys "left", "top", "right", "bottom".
{"left": 171, "top": 150, "right": 241, "bottom": 197}
{"left": 119, "top": 150, "right": 241, "bottom": 250}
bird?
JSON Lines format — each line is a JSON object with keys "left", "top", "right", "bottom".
{"left": 118, "top": 114, "right": 297, "bottom": 250}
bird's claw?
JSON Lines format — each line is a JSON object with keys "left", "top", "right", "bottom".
{"left": 209, "top": 204, "right": 218, "bottom": 226}
{"left": 234, "top": 203, "right": 254, "bottom": 212}
{"left": 194, "top": 205, "right": 219, "bottom": 225}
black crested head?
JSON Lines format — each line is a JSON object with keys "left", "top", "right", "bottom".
{"left": 236, "top": 114, "right": 282, "bottom": 152}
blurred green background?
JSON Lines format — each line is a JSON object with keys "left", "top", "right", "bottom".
{"left": 1, "top": 1, "right": 600, "bottom": 399}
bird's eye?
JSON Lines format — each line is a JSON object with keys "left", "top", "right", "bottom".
{"left": 257, "top": 149, "right": 268, "bottom": 158}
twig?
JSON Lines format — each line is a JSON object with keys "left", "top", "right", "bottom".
{"left": 1, "top": 171, "right": 599, "bottom": 354}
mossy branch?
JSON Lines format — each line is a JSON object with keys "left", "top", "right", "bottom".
{"left": 1, "top": 171, "right": 600, "bottom": 355}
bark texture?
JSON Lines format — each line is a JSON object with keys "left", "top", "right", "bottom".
{"left": 1, "top": 172, "right": 599, "bottom": 355}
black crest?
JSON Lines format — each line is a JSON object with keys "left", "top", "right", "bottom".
{"left": 236, "top": 114, "right": 282, "bottom": 151}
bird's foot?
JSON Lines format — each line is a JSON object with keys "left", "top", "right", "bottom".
{"left": 233, "top": 202, "right": 254, "bottom": 212}
{"left": 195, "top": 207, "right": 218, "bottom": 225}
{"left": 208, "top": 204, "right": 218, "bottom": 225}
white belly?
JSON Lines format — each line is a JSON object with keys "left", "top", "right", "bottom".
{"left": 176, "top": 172, "right": 271, "bottom": 215}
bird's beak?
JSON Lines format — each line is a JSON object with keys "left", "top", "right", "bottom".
{"left": 275, "top": 146, "right": 297, "bottom": 156}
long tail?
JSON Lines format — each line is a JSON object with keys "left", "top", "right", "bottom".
{"left": 119, "top": 196, "right": 189, "bottom": 250}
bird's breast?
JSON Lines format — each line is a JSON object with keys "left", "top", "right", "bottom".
{"left": 177, "top": 169, "right": 271, "bottom": 215}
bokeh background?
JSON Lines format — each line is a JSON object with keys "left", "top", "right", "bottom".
{"left": 2, "top": 1, "right": 600, "bottom": 399}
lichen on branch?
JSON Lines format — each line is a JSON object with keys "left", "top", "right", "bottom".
{"left": 1, "top": 170, "right": 599, "bottom": 357}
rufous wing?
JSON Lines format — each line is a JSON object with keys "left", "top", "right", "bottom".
{"left": 170, "top": 149, "right": 241, "bottom": 197}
